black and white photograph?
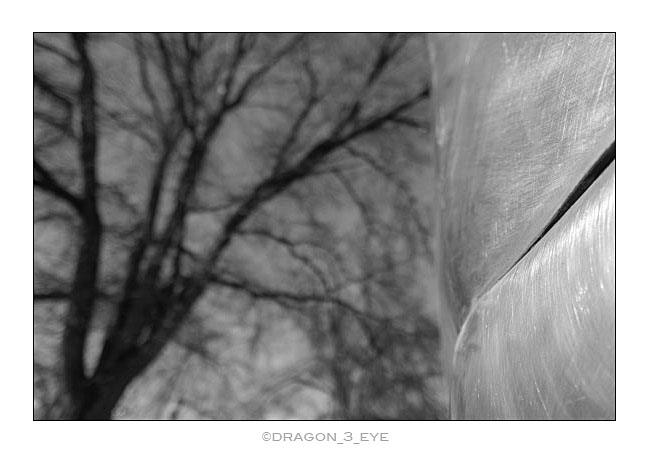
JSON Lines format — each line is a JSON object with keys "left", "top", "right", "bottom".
{"left": 32, "top": 30, "right": 616, "bottom": 428}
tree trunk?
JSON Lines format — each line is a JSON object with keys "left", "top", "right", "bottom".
{"left": 77, "top": 381, "right": 131, "bottom": 420}
{"left": 55, "top": 373, "right": 133, "bottom": 420}
{"left": 71, "top": 326, "right": 178, "bottom": 419}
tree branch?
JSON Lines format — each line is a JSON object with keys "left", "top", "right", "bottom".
{"left": 33, "top": 158, "right": 83, "bottom": 213}
{"left": 34, "top": 37, "right": 79, "bottom": 67}
{"left": 225, "top": 33, "right": 305, "bottom": 110}
{"left": 62, "top": 32, "right": 103, "bottom": 407}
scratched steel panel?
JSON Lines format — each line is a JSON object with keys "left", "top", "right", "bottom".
{"left": 451, "top": 163, "right": 615, "bottom": 419}
{"left": 429, "top": 33, "right": 615, "bottom": 321}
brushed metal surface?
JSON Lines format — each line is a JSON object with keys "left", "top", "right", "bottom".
{"left": 429, "top": 33, "right": 615, "bottom": 320}
{"left": 452, "top": 163, "right": 615, "bottom": 419}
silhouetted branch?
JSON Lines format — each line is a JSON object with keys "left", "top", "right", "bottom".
{"left": 33, "top": 73, "right": 74, "bottom": 112}
{"left": 226, "top": 33, "right": 305, "bottom": 109}
{"left": 34, "top": 158, "right": 83, "bottom": 213}
{"left": 208, "top": 275, "right": 379, "bottom": 323}
{"left": 62, "top": 32, "right": 103, "bottom": 413}
{"left": 34, "top": 290, "right": 70, "bottom": 301}
{"left": 34, "top": 37, "right": 79, "bottom": 67}
{"left": 133, "top": 34, "right": 165, "bottom": 127}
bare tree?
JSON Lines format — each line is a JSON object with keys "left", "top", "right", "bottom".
{"left": 34, "top": 32, "right": 439, "bottom": 419}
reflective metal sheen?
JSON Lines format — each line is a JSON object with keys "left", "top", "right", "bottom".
{"left": 429, "top": 33, "right": 615, "bottom": 320}
{"left": 428, "top": 33, "right": 615, "bottom": 419}
{"left": 452, "top": 163, "right": 615, "bottom": 419}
